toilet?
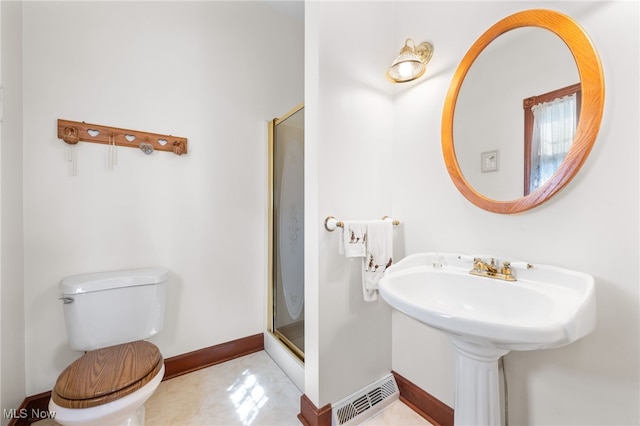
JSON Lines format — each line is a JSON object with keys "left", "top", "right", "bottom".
{"left": 49, "top": 268, "right": 168, "bottom": 426}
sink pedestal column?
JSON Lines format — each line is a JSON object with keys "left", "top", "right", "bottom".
{"left": 450, "top": 337, "right": 509, "bottom": 426}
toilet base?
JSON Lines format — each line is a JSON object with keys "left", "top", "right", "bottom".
{"left": 49, "top": 364, "right": 163, "bottom": 426}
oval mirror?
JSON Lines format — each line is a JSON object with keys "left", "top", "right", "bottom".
{"left": 442, "top": 9, "right": 605, "bottom": 214}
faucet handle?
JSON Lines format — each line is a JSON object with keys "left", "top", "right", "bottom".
{"left": 472, "top": 258, "right": 483, "bottom": 270}
{"left": 500, "top": 261, "right": 512, "bottom": 276}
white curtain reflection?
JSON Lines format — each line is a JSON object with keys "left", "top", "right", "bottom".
{"left": 530, "top": 93, "right": 577, "bottom": 193}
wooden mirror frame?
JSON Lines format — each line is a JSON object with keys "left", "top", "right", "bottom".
{"left": 441, "top": 9, "right": 605, "bottom": 214}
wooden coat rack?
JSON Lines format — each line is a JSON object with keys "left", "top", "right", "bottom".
{"left": 57, "top": 119, "right": 188, "bottom": 156}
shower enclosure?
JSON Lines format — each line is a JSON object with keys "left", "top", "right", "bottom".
{"left": 268, "top": 104, "right": 304, "bottom": 363}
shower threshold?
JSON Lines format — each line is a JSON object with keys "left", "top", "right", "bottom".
{"left": 275, "top": 320, "right": 304, "bottom": 361}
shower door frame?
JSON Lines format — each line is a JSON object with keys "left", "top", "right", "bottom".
{"left": 268, "top": 103, "right": 305, "bottom": 363}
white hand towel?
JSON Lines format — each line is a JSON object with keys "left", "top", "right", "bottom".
{"left": 339, "top": 221, "right": 367, "bottom": 258}
{"left": 362, "top": 219, "right": 393, "bottom": 302}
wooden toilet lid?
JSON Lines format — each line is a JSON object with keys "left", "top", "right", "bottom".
{"left": 52, "top": 340, "right": 163, "bottom": 409}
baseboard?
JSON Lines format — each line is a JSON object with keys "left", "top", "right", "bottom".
{"left": 6, "top": 391, "right": 52, "bottom": 426}
{"left": 298, "top": 372, "right": 453, "bottom": 426}
{"left": 7, "top": 333, "right": 264, "bottom": 426}
{"left": 392, "top": 371, "right": 454, "bottom": 426}
{"left": 163, "top": 333, "right": 264, "bottom": 380}
{"left": 297, "top": 394, "right": 332, "bottom": 426}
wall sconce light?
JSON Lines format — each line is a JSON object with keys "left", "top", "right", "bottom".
{"left": 386, "top": 39, "right": 434, "bottom": 83}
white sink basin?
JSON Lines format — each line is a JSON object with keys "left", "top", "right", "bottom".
{"left": 378, "top": 252, "right": 597, "bottom": 426}
{"left": 379, "top": 252, "right": 596, "bottom": 350}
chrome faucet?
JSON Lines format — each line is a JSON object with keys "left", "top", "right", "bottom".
{"left": 470, "top": 257, "right": 516, "bottom": 281}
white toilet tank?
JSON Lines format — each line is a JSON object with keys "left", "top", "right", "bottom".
{"left": 60, "top": 267, "right": 168, "bottom": 351}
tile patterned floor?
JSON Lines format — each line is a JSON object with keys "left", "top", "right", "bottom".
{"left": 362, "top": 400, "right": 433, "bottom": 426}
{"left": 145, "top": 351, "right": 301, "bottom": 425}
{"left": 38, "top": 350, "right": 432, "bottom": 425}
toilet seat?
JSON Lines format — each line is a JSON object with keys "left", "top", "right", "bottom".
{"left": 52, "top": 341, "right": 163, "bottom": 409}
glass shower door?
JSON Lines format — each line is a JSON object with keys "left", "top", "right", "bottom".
{"left": 269, "top": 104, "right": 304, "bottom": 361}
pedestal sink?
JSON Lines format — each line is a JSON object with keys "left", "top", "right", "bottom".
{"left": 378, "top": 253, "right": 596, "bottom": 426}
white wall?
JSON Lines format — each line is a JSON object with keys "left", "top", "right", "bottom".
{"left": 1, "top": 1, "right": 26, "bottom": 422}
{"left": 307, "top": 3, "right": 638, "bottom": 419}
{"left": 390, "top": 1, "right": 639, "bottom": 425}
{"left": 21, "top": 1, "right": 303, "bottom": 395}
{"left": 305, "top": 1, "right": 395, "bottom": 407}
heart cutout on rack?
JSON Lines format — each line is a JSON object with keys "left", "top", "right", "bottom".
{"left": 87, "top": 129, "right": 100, "bottom": 137}
{"left": 157, "top": 139, "right": 168, "bottom": 146}
{"left": 125, "top": 134, "right": 136, "bottom": 142}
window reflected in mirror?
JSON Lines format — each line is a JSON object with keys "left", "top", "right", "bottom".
{"left": 524, "top": 83, "right": 581, "bottom": 195}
